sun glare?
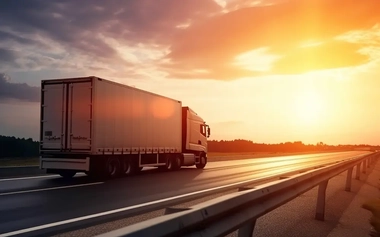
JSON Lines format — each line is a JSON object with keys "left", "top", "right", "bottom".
{"left": 233, "top": 47, "right": 281, "bottom": 72}
{"left": 294, "top": 91, "right": 325, "bottom": 125}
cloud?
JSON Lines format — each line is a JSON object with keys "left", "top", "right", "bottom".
{"left": 271, "top": 40, "right": 369, "bottom": 74}
{"left": 0, "top": 48, "right": 18, "bottom": 64}
{"left": 0, "top": 73, "right": 40, "bottom": 102}
{"left": 164, "top": 0, "right": 380, "bottom": 79}
{"left": 1, "top": 0, "right": 379, "bottom": 81}
{"left": 0, "top": 0, "right": 221, "bottom": 76}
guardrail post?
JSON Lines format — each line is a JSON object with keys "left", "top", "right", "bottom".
{"left": 356, "top": 163, "right": 361, "bottom": 180}
{"left": 362, "top": 160, "right": 367, "bottom": 174}
{"left": 315, "top": 180, "right": 329, "bottom": 221}
{"left": 238, "top": 220, "right": 256, "bottom": 237}
{"left": 367, "top": 158, "right": 370, "bottom": 168}
{"left": 345, "top": 167, "right": 353, "bottom": 192}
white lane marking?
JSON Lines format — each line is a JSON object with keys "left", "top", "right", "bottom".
{"left": 0, "top": 174, "right": 86, "bottom": 182}
{"left": 0, "top": 161, "right": 335, "bottom": 237}
{"left": 0, "top": 182, "right": 103, "bottom": 196}
{"left": 0, "top": 174, "right": 277, "bottom": 237}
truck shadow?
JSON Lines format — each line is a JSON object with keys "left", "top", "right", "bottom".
{"left": 45, "top": 167, "right": 204, "bottom": 187}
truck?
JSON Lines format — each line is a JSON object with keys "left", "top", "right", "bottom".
{"left": 39, "top": 76, "right": 211, "bottom": 179}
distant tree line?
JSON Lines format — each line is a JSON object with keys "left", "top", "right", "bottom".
{"left": 207, "top": 139, "right": 377, "bottom": 153}
{"left": 0, "top": 135, "right": 39, "bottom": 158}
{"left": 0, "top": 135, "right": 378, "bottom": 158}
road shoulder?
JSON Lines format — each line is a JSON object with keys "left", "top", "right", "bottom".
{"left": 245, "top": 154, "right": 379, "bottom": 237}
{"left": 327, "top": 156, "right": 380, "bottom": 236}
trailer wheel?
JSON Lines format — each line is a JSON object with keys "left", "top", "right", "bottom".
{"left": 159, "top": 155, "right": 173, "bottom": 171}
{"left": 196, "top": 154, "right": 207, "bottom": 169}
{"left": 122, "top": 158, "right": 141, "bottom": 176}
{"left": 59, "top": 170, "right": 77, "bottom": 179}
{"left": 122, "top": 158, "right": 132, "bottom": 175}
{"left": 165, "top": 155, "right": 181, "bottom": 171}
{"left": 106, "top": 157, "right": 121, "bottom": 178}
{"left": 166, "top": 157, "right": 174, "bottom": 170}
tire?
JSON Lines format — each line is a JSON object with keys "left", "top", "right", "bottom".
{"left": 59, "top": 170, "right": 77, "bottom": 179}
{"left": 172, "top": 155, "right": 182, "bottom": 171}
{"left": 105, "top": 157, "right": 121, "bottom": 178}
{"left": 166, "top": 155, "right": 181, "bottom": 171}
{"left": 196, "top": 154, "right": 207, "bottom": 169}
{"left": 167, "top": 156, "right": 174, "bottom": 170}
{"left": 159, "top": 155, "right": 175, "bottom": 171}
{"left": 122, "top": 158, "right": 132, "bottom": 175}
{"left": 122, "top": 158, "right": 141, "bottom": 176}
{"left": 158, "top": 154, "right": 181, "bottom": 171}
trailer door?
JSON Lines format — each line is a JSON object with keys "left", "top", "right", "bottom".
{"left": 41, "top": 83, "right": 67, "bottom": 150}
{"left": 68, "top": 82, "right": 92, "bottom": 150}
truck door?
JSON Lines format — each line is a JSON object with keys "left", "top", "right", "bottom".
{"left": 41, "top": 83, "right": 67, "bottom": 150}
{"left": 68, "top": 82, "right": 92, "bottom": 150}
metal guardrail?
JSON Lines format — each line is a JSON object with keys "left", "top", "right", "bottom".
{"left": 96, "top": 152, "right": 378, "bottom": 237}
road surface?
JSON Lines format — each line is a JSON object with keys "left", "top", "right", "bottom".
{"left": 0, "top": 151, "right": 370, "bottom": 236}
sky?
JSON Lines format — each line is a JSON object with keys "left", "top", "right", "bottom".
{"left": 1, "top": 0, "right": 380, "bottom": 145}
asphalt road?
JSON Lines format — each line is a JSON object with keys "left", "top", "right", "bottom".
{"left": 0, "top": 151, "right": 370, "bottom": 236}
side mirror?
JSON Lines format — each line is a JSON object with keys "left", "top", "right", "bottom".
{"left": 207, "top": 127, "right": 211, "bottom": 138}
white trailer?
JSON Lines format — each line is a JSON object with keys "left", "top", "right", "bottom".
{"left": 39, "top": 76, "right": 211, "bottom": 179}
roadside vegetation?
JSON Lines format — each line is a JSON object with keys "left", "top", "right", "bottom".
{"left": 0, "top": 135, "right": 377, "bottom": 167}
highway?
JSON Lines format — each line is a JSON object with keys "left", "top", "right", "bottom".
{"left": 0, "top": 151, "right": 370, "bottom": 237}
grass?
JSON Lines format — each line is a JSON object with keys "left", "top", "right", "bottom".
{"left": 0, "top": 157, "right": 39, "bottom": 167}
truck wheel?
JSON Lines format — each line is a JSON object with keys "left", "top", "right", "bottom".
{"left": 122, "top": 158, "right": 141, "bottom": 176}
{"left": 159, "top": 156, "right": 174, "bottom": 171}
{"left": 59, "top": 170, "right": 77, "bottom": 179}
{"left": 106, "top": 157, "right": 121, "bottom": 178}
{"left": 165, "top": 155, "right": 181, "bottom": 171}
{"left": 173, "top": 155, "right": 182, "bottom": 171}
{"left": 167, "top": 157, "right": 174, "bottom": 170}
{"left": 196, "top": 155, "right": 207, "bottom": 169}
{"left": 122, "top": 158, "right": 132, "bottom": 175}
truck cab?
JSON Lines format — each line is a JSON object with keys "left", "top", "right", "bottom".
{"left": 183, "top": 107, "right": 210, "bottom": 152}
{"left": 181, "top": 107, "right": 210, "bottom": 168}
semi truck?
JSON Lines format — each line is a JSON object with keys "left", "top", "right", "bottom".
{"left": 39, "top": 76, "right": 211, "bottom": 179}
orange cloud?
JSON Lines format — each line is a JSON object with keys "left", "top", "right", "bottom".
{"left": 272, "top": 40, "right": 369, "bottom": 74}
{"left": 163, "top": 0, "right": 380, "bottom": 80}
